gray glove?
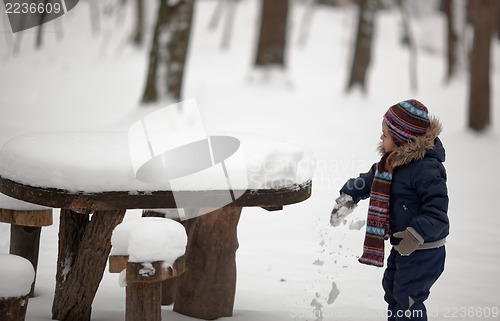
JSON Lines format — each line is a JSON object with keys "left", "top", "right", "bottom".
{"left": 330, "top": 193, "right": 357, "bottom": 227}
{"left": 393, "top": 228, "right": 424, "bottom": 255}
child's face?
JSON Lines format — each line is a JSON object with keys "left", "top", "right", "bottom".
{"left": 381, "top": 121, "right": 396, "bottom": 153}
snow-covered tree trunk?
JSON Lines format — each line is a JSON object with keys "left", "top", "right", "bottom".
{"left": 346, "top": 0, "right": 376, "bottom": 93}
{"left": 142, "top": 0, "right": 195, "bottom": 104}
{"left": 254, "top": 0, "right": 289, "bottom": 67}
{"left": 52, "top": 209, "right": 125, "bottom": 321}
{"left": 468, "top": 0, "right": 497, "bottom": 131}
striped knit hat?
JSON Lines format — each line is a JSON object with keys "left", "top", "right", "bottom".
{"left": 383, "top": 99, "right": 431, "bottom": 147}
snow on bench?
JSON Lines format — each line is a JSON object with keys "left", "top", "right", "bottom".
{"left": 109, "top": 217, "right": 187, "bottom": 321}
{"left": 0, "top": 193, "right": 53, "bottom": 298}
{"left": 0, "top": 254, "right": 35, "bottom": 321}
{"left": 0, "top": 193, "right": 51, "bottom": 227}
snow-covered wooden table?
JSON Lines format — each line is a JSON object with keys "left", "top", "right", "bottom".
{"left": 0, "top": 132, "right": 313, "bottom": 321}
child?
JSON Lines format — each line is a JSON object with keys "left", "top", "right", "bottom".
{"left": 331, "top": 99, "right": 449, "bottom": 321}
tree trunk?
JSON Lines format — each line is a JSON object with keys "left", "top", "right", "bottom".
{"left": 444, "top": 0, "right": 458, "bottom": 81}
{"left": 497, "top": 2, "right": 500, "bottom": 40}
{"left": 399, "top": 0, "right": 417, "bottom": 91}
{"left": 52, "top": 209, "right": 126, "bottom": 321}
{"left": 468, "top": 0, "right": 497, "bottom": 131}
{"left": 35, "top": 0, "right": 49, "bottom": 49}
{"left": 141, "top": 0, "right": 195, "bottom": 104}
{"left": 346, "top": 0, "right": 376, "bottom": 93}
{"left": 254, "top": 0, "right": 289, "bottom": 67}
{"left": 174, "top": 207, "right": 242, "bottom": 320}
{"left": 132, "top": 0, "right": 144, "bottom": 45}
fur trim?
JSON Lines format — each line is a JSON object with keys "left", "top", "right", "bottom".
{"left": 380, "top": 117, "right": 442, "bottom": 172}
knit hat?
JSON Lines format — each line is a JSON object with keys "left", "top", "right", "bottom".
{"left": 383, "top": 99, "right": 431, "bottom": 147}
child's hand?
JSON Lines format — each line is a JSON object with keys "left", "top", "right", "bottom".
{"left": 330, "top": 193, "right": 357, "bottom": 227}
{"left": 393, "top": 229, "right": 423, "bottom": 255}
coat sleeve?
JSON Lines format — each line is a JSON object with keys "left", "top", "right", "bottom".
{"left": 340, "top": 163, "right": 377, "bottom": 204}
{"left": 410, "top": 161, "right": 449, "bottom": 242}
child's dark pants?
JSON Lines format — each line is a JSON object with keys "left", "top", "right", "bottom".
{"left": 382, "top": 247, "right": 445, "bottom": 321}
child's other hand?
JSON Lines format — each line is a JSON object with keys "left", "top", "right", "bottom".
{"left": 330, "top": 193, "right": 357, "bottom": 227}
{"left": 393, "top": 229, "right": 423, "bottom": 255}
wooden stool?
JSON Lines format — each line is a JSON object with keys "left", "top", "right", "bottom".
{"left": 109, "top": 255, "right": 185, "bottom": 321}
{"left": 141, "top": 209, "right": 181, "bottom": 305}
{"left": 0, "top": 208, "right": 53, "bottom": 297}
{"left": 109, "top": 217, "right": 187, "bottom": 321}
{"left": 0, "top": 254, "right": 35, "bottom": 321}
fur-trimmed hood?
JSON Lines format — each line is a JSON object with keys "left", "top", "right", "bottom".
{"left": 380, "top": 117, "right": 444, "bottom": 172}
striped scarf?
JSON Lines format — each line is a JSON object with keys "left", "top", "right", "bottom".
{"left": 359, "top": 153, "right": 392, "bottom": 267}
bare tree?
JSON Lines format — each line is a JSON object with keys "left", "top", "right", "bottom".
{"left": 35, "top": 0, "right": 49, "bottom": 50}
{"left": 254, "top": 0, "right": 289, "bottom": 67}
{"left": 346, "top": 0, "right": 376, "bottom": 93}
{"left": 142, "top": 0, "right": 196, "bottom": 104}
{"left": 468, "top": 0, "right": 498, "bottom": 131}
{"left": 132, "top": 0, "right": 144, "bottom": 45}
{"left": 497, "top": 1, "right": 500, "bottom": 40}
{"left": 443, "top": 0, "right": 458, "bottom": 81}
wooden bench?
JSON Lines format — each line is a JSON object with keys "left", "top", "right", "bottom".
{"left": 0, "top": 208, "right": 52, "bottom": 297}
{"left": 109, "top": 255, "right": 185, "bottom": 321}
{"left": 0, "top": 254, "right": 35, "bottom": 321}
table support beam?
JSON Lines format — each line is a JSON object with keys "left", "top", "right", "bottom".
{"left": 51, "top": 209, "right": 126, "bottom": 321}
{"left": 174, "top": 206, "right": 242, "bottom": 320}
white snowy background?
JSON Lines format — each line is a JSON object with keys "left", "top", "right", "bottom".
{"left": 1, "top": 0, "right": 500, "bottom": 320}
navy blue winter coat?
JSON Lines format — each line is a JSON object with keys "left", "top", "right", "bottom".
{"left": 340, "top": 121, "right": 449, "bottom": 246}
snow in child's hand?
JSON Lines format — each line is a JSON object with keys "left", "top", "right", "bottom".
{"left": 330, "top": 194, "right": 356, "bottom": 227}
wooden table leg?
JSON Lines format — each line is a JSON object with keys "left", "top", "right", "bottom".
{"left": 9, "top": 225, "right": 41, "bottom": 297}
{"left": 173, "top": 206, "right": 242, "bottom": 320}
{"left": 51, "top": 209, "right": 126, "bottom": 321}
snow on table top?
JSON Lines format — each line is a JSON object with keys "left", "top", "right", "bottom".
{"left": 0, "top": 254, "right": 35, "bottom": 298}
{"left": 111, "top": 217, "right": 187, "bottom": 267}
{"left": 0, "top": 131, "right": 314, "bottom": 193}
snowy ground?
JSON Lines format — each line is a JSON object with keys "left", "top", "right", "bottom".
{"left": 1, "top": 0, "right": 500, "bottom": 320}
